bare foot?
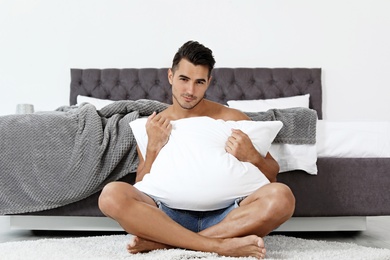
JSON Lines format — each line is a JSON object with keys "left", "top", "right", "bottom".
{"left": 127, "top": 235, "right": 172, "bottom": 254}
{"left": 127, "top": 234, "right": 266, "bottom": 259}
{"left": 216, "top": 235, "right": 266, "bottom": 259}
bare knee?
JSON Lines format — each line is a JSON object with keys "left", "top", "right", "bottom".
{"left": 263, "top": 183, "right": 295, "bottom": 221}
{"left": 274, "top": 183, "right": 295, "bottom": 217}
{"left": 98, "top": 182, "right": 133, "bottom": 218}
{"left": 247, "top": 183, "right": 295, "bottom": 224}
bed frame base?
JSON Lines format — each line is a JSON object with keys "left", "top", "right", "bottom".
{"left": 275, "top": 216, "right": 367, "bottom": 232}
{"left": 4, "top": 216, "right": 367, "bottom": 232}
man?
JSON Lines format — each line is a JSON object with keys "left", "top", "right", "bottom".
{"left": 98, "top": 41, "right": 295, "bottom": 259}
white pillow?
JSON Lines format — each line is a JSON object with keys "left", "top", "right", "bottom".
{"left": 269, "top": 144, "right": 317, "bottom": 175}
{"left": 130, "top": 116, "right": 283, "bottom": 211}
{"left": 227, "top": 94, "right": 310, "bottom": 112}
{"left": 76, "top": 95, "right": 114, "bottom": 110}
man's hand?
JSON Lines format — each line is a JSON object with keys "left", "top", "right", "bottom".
{"left": 145, "top": 112, "right": 172, "bottom": 155}
{"left": 225, "top": 129, "right": 257, "bottom": 163}
{"left": 136, "top": 112, "right": 172, "bottom": 183}
{"left": 226, "top": 128, "right": 279, "bottom": 182}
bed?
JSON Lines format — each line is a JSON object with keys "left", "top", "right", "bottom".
{"left": 2, "top": 67, "right": 390, "bottom": 232}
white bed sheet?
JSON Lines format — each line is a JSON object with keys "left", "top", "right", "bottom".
{"left": 316, "top": 120, "right": 390, "bottom": 158}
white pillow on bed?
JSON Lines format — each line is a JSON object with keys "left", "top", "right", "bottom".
{"left": 227, "top": 94, "right": 310, "bottom": 112}
{"left": 130, "top": 116, "right": 283, "bottom": 211}
{"left": 269, "top": 143, "right": 317, "bottom": 175}
{"left": 76, "top": 95, "right": 114, "bottom": 110}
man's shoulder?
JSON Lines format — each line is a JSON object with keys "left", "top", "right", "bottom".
{"left": 206, "top": 100, "right": 250, "bottom": 121}
{"left": 158, "top": 106, "right": 173, "bottom": 116}
{"left": 221, "top": 107, "right": 250, "bottom": 121}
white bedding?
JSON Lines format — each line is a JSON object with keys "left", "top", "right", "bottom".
{"left": 245, "top": 120, "right": 390, "bottom": 175}
{"left": 316, "top": 120, "right": 390, "bottom": 158}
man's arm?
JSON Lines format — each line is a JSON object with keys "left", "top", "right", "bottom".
{"left": 226, "top": 129, "right": 279, "bottom": 182}
{"left": 135, "top": 146, "right": 159, "bottom": 183}
{"left": 248, "top": 150, "right": 280, "bottom": 183}
{"left": 135, "top": 112, "right": 172, "bottom": 183}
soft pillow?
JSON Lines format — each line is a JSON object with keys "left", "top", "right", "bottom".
{"left": 76, "top": 95, "right": 114, "bottom": 110}
{"left": 269, "top": 144, "right": 317, "bottom": 175}
{"left": 130, "top": 116, "right": 283, "bottom": 211}
{"left": 227, "top": 94, "right": 310, "bottom": 112}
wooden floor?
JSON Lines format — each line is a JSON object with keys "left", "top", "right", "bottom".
{"left": 1, "top": 216, "right": 389, "bottom": 250}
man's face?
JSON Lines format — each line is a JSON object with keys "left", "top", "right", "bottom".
{"left": 168, "top": 59, "right": 210, "bottom": 110}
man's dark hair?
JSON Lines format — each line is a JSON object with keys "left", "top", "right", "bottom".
{"left": 172, "top": 41, "right": 216, "bottom": 77}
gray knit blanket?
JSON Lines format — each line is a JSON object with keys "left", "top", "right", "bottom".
{"left": 0, "top": 100, "right": 168, "bottom": 214}
{"left": 0, "top": 100, "right": 316, "bottom": 215}
{"left": 246, "top": 107, "right": 317, "bottom": 145}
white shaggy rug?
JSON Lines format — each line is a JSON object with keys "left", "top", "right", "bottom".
{"left": 1, "top": 234, "right": 390, "bottom": 260}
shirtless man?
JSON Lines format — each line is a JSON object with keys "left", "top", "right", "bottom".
{"left": 98, "top": 41, "right": 295, "bottom": 259}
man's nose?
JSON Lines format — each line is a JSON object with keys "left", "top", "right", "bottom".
{"left": 186, "top": 82, "right": 196, "bottom": 94}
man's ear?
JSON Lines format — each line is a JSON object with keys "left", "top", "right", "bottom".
{"left": 208, "top": 75, "right": 212, "bottom": 84}
{"left": 168, "top": 68, "right": 173, "bottom": 85}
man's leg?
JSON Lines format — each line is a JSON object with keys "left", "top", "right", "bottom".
{"left": 98, "top": 182, "right": 266, "bottom": 259}
{"left": 200, "top": 182, "right": 295, "bottom": 238}
{"left": 116, "top": 182, "right": 294, "bottom": 255}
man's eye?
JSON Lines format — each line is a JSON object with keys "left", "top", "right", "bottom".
{"left": 197, "top": 81, "right": 204, "bottom": 85}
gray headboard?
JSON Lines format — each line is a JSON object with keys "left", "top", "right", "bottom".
{"left": 70, "top": 68, "right": 322, "bottom": 119}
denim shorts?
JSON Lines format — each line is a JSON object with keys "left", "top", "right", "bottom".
{"left": 148, "top": 195, "right": 245, "bottom": 233}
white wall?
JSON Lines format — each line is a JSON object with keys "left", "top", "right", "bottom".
{"left": 1, "top": 0, "right": 389, "bottom": 120}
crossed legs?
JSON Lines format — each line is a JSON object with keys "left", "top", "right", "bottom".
{"left": 98, "top": 182, "right": 295, "bottom": 259}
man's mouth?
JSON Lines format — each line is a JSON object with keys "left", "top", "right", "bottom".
{"left": 182, "top": 95, "right": 195, "bottom": 102}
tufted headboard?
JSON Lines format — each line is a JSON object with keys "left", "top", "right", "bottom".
{"left": 70, "top": 68, "right": 322, "bottom": 119}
